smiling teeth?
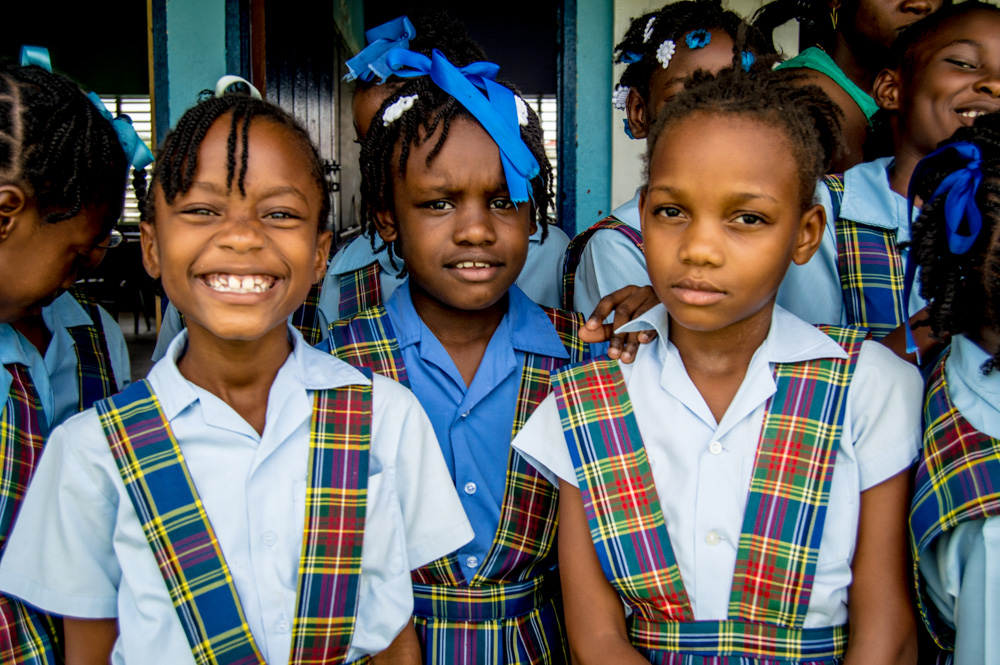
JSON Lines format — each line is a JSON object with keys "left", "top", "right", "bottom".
{"left": 205, "top": 274, "right": 275, "bottom": 294}
{"left": 454, "top": 261, "right": 492, "bottom": 269}
{"left": 960, "top": 110, "right": 987, "bottom": 118}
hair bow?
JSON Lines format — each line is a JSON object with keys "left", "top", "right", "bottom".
{"left": 19, "top": 45, "right": 51, "bottom": 70}
{"left": 345, "top": 16, "right": 417, "bottom": 83}
{"left": 902, "top": 141, "right": 984, "bottom": 355}
{"left": 383, "top": 48, "right": 540, "bottom": 203}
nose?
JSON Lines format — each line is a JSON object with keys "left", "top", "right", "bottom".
{"left": 899, "top": 0, "right": 934, "bottom": 17}
{"left": 453, "top": 205, "right": 497, "bottom": 246}
{"left": 677, "top": 218, "right": 724, "bottom": 267}
{"left": 216, "top": 214, "right": 268, "bottom": 252}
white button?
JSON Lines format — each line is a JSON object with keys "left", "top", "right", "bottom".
{"left": 276, "top": 620, "right": 289, "bottom": 632}
{"left": 461, "top": 411, "right": 470, "bottom": 418}
{"left": 464, "top": 482, "right": 478, "bottom": 495}
{"left": 709, "top": 441, "right": 723, "bottom": 455}
{"left": 262, "top": 532, "right": 277, "bottom": 547}
{"left": 465, "top": 555, "right": 480, "bottom": 569}
{"left": 705, "top": 531, "right": 721, "bottom": 546}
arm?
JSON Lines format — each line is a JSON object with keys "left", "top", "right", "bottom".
{"left": 558, "top": 480, "right": 648, "bottom": 665}
{"left": 878, "top": 308, "right": 947, "bottom": 366}
{"left": 64, "top": 617, "right": 117, "bottom": 665}
{"left": 372, "top": 620, "right": 421, "bottom": 665}
{"left": 844, "top": 470, "right": 918, "bottom": 665}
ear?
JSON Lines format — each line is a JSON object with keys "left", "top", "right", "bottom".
{"left": 373, "top": 208, "right": 399, "bottom": 244}
{"left": 792, "top": 203, "right": 825, "bottom": 266}
{"left": 626, "top": 88, "right": 650, "bottom": 140}
{"left": 139, "top": 221, "right": 161, "bottom": 279}
{"left": 873, "top": 68, "right": 902, "bottom": 112}
{"left": 0, "top": 185, "right": 29, "bottom": 242}
{"left": 313, "top": 229, "right": 333, "bottom": 284}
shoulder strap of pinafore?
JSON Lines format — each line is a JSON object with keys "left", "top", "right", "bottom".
{"left": 291, "top": 279, "right": 325, "bottom": 346}
{"left": 561, "top": 218, "right": 644, "bottom": 311}
{"left": 67, "top": 287, "right": 118, "bottom": 410}
{"left": 338, "top": 261, "right": 384, "bottom": 321}
{"left": 96, "top": 375, "right": 373, "bottom": 665}
{"left": 328, "top": 305, "right": 408, "bottom": 388}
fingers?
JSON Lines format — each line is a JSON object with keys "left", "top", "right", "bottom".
{"left": 578, "top": 285, "right": 661, "bottom": 362}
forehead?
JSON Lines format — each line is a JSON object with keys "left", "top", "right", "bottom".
{"left": 910, "top": 11, "right": 1000, "bottom": 64}
{"left": 398, "top": 116, "right": 505, "bottom": 184}
{"left": 650, "top": 31, "right": 735, "bottom": 87}
{"left": 193, "top": 115, "right": 316, "bottom": 186}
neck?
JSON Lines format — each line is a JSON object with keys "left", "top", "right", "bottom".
{"left": 975, "top": 325, "right": 1000, "bottom": 359}
{"left": 11, "top": 314, "right": 51, "bottom": 356}
{"left": 889, "top": 143, "right": 925, "bottom": 200}
{"left": 828, "top": 33, "right": 881, "bottom": 93}
{"left": 669, "top": 308, "right": 771, "bottom": 372}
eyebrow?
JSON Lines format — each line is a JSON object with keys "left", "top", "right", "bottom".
{"left": 940, "top": 39, "right": 983, "bottom": 50}
{"left": 188, "top": 181, "right": 308, "bottom": 201}
{"left": 647, "top": 185, "right": 779, "bottom": 204}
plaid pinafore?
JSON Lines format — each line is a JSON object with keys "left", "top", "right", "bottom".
{"left": 338, "top": 261, "right": 384, "bottom": 320}
{"left": 329, "top": 305, "right": 590, "bottom": 664}
{"left": 823, "top": 174, "right": 907, "bottom": 340}
{"left": 911, "top": 354, "right": 1000, "bottom": 654}
{"left": 551, "top": 326, "right": 865, "bottom": 664}
{"left": 94, "top": 376, "right": 375, "bottom": 665}
{"left": 66, "top": 288, "right": 118, "bottom": 410}
{"left": 561, "top": 217, "right": 644, "bottom": 311}
{"left": 0, "top": 365, "right": 60, "bottom": 664}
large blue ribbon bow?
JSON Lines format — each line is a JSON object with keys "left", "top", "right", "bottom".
{"left": 902, "top": 141, "right": 984, "bottom": 354}
{"left": 20, "top": 45, "right": 154, "bottom": 171}
{"left": 384, "top": 48, "right": 540, "bottom": 203}
{"left": 345, "top": 16, "right": 417, "bottom": 83}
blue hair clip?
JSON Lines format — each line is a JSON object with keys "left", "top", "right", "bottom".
{"left": 20, "top": 45, "right": 52, "bottom": 71}
{"left": 620, "top": 51, "right": 643, "bottom": 64}
{"left": 345, "top": 16, "right": 416, "bottom": 83}
{"left": 902, "top": 141, "right": 984, "bottom": 356}
{"left": 685, "top": 30, "right": 711, "bottom": 49}
{"left": 383, "top": 48, "right": 539, "bottom": 204}
{"left": 623, "top": 118, "right": 636, "bottom": 139}
{"left": 741, "top": 51, "right": 755, "bottom": 72}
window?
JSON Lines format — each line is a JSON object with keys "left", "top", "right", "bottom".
{"left": 99, "top": 95, "right": 153, "bottom": 225}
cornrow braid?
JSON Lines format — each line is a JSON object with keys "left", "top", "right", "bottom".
{"left": 647, "top": 60, "right": 843, "bottom": 210}
{"left": 615, "top": 0, "right": 774, "bottom": 103}
{"left": 146, "top": 91, "right": 331, "bottom": 230}
{"left": 911, "top": 113, "right": 1000, "bottom": 373}
{"left": 359, "top": 76, "right": 554, "bottom": 270}
{"left": 0, "top": 63, "right": 128, "bottom": 233}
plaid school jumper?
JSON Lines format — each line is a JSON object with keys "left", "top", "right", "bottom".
{"left": 823, "top": 174, "right": 907, "bottom": 340}
{"left": 66, "top": 288, "right": 118, "bottom": 410}
{"left": 561, "top": 218, "right": 644, "bottom": 311}
{"left": 550, "top": 326, "right": 865, "bottom": 665}
{"left": 0, "top": 365, "right": 60, "bottom": 664}
{"left": 910, "top": 355, "right": 1000, "bottom": 653}
{"left": 94, "top": 375, "right": 374, "bottom": 665}
{"left": 329, "top": 305, "right": 591, "bottom": 665}
{"left": 338, "top": 262, "right": 384, "bottom": 320}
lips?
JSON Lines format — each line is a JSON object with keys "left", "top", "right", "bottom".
{"left": 672, "top": 278, "right": 726, "bottom": 306}
{"left": 445, "top": 257, "right": 503, "bottom": 283}
{"left": 954, "top": 103, "right": 1000, "bottom": 123}
{"left": 202, "top": 273, "right": 277, "bottom": 294}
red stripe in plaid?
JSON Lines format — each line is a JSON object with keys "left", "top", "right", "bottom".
{"left": 338, "top": 262, "right": 384, "bottom": 319}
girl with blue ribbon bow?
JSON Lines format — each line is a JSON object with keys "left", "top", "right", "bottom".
{"left": 908, "top": 113, "right": 1000, "bottom": 665}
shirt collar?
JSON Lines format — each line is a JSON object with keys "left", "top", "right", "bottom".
{"left": 610, "top": 188, "right": 642, "bottom": 231}
{"left": 949, "top": 334, "right": 1000, "bottom": 409}
{"left": 41, "top": 291, "right": 94, "bottom": 329}
{"left": 616, "top": 303, "right": 848, "bottom": 366}
{"left": 0, "top": 324, "right": 33, "bottom": 366}
{"left": 330, "top": 232, "right": 404, "bottom": 276}
{"left": 150, "top": 324, "right": 371, "bottom": 421}
{"left": 385, "top": 280, "right": 569, "bottom": 359}
{"left": 839, "top": 157, "right": 918, "bottom": 242}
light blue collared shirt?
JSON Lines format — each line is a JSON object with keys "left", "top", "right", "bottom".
{"left": 920, "top": 335, "right": 1000, "bottom": 665}
{"left": 383, "top": 281, "right": 571, "bottom": 582}
{"left": 0, "top": 324, "right": 54, "bottom": 427}
{"left": 778, "top": 158, "right": 926, "bottom": 326}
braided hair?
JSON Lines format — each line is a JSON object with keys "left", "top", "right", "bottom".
{"left": 646, "top": 60, "right": 843, "bottom": 210}
{"left": 359, "top": 76, "right": 553, "bottom": 268}
{"left": 751, "top": 0, "right": 831, "bottom": 52}
{"left": 0, "top": 63, "right": 128, "bottom": 232}
{"left": 911, "top": 113, "right": 1000, "bottom": 373}
{"left": 616, "top": 0, "right": 774, "bottom": 103}
{"left": 146, "top": 92, "right": 331, "bottom": 230}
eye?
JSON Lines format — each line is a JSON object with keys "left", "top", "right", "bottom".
{"left": 945, "top": 58, "right": 976, "bottom": 69}
{"left": 424, "top": 200, "right": 454, "bottom": 211}
{"left": 264, "top": 210, "right": 302, "bottom": 221}
{"left": 489, "top": 198, "right": 515, "bottom": 210}
{"left": 654, "top": 205, "right": 683, "bottom": 218}
{"left": 734, "top": 213, "right": 767, "bottom": 225}
{"left": 181, "top": 207, "right": 218, "bottom": 216}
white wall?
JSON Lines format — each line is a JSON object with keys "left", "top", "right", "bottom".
{"left": 610, "top": 0, "right": 799, "bottom": 207}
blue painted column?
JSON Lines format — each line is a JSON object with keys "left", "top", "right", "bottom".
{"left": 558, "top": 0, "right": 613, "bottom": 235}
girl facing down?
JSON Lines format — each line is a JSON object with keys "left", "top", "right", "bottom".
{"left": 513, "top": 63, "right": 922, "bottom": 665}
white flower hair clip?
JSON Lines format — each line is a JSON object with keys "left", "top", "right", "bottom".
{"left": 382, "top": 94, "right": 418, "bottom": 127}
{"left": 643, "top": 17, "right": 656, "bottom": 43}
{"left": 515, "top": 95, "right": 529, "bottom": 127}
{"left": 656, "top": 40, "right": 676, "bottom": 69}
{"left": 612, "top": 84, "right": 630, "bottom": 111}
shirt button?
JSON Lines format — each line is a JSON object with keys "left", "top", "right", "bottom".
{"left": 464, "top": 482, "right": 478, "bottom": 495}
{"left": 705, "top": 531, "right": 721, "bottom": 546}
{"left": 277, "top": 619, "right": 289, "bottom": 632}
{"left": 465, "top": 555, "right": 480, "bottom": 569}
{"left": 709, "top": 441, "right": 723, "bottom": 455}
{"left": 262, "top": 532, "right": 277, "bottom": 548}
{"left": 461, "top": 411, "right": 470, "bottom": 418}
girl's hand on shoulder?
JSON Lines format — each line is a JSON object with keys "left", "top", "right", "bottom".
{"left": 579, "top": 285, "right": 660, "bottom": 363}
{"left": 878, "top": 308, "right": 949, "bottom": 367}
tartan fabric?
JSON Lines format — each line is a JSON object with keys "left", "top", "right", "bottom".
{"left": 96, "top": 377, "right": 373, "bottom": 665}
{"left": 330, "top": 305, "right": 589, "bottom": 663}
{"left": 824, "top": 174, "right": 907, "bottom": 340}
{"left": 728, "top": 326, "right": 864, "bottom": 627}
{"left": 552, "top": 326, "right": 864, "bottom": 662}
{"left": 291, "top": 280, "right": 326, "bottom": 346}
{"left": 0, "top": 364, "right": 59, "bottom": 665}
{"left": 338, "top": 261, "right": 384, "bottom": 320}
{"left": 67, "top": 288, "right": 118, "bottom": 411}
{"left": 561, "top": 217, "right": 644, "bottom": 310}
{"left": 911, "top": 355, "right": 1000, "bottom": 651}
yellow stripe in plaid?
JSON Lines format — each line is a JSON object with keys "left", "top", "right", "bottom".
{"left": 630, "top": 618, "right": 847, "bottom": 660}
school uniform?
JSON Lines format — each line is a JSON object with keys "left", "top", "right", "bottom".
{"left": 317, "top": 225, "right": 570, "bottom": 327}
{"left": 777, "top": 158, "right": 926, "bottom": 337}
{"left": 512, "top": 304, "right": 922, "bottom": 664}
{"left": 912, "top": 335, "right": 1000, "bottom": 665}
{"left": 0, "top": 325, "right": 474, "bottom": 665}
{"left": 562, "top": 190, "right": 647, "bottom": 316}
{"left": 0, "top": 326, "right": 59, "bottom": 665}
{"left": 327, "top": 281, "right": 594, "bottom": 664}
